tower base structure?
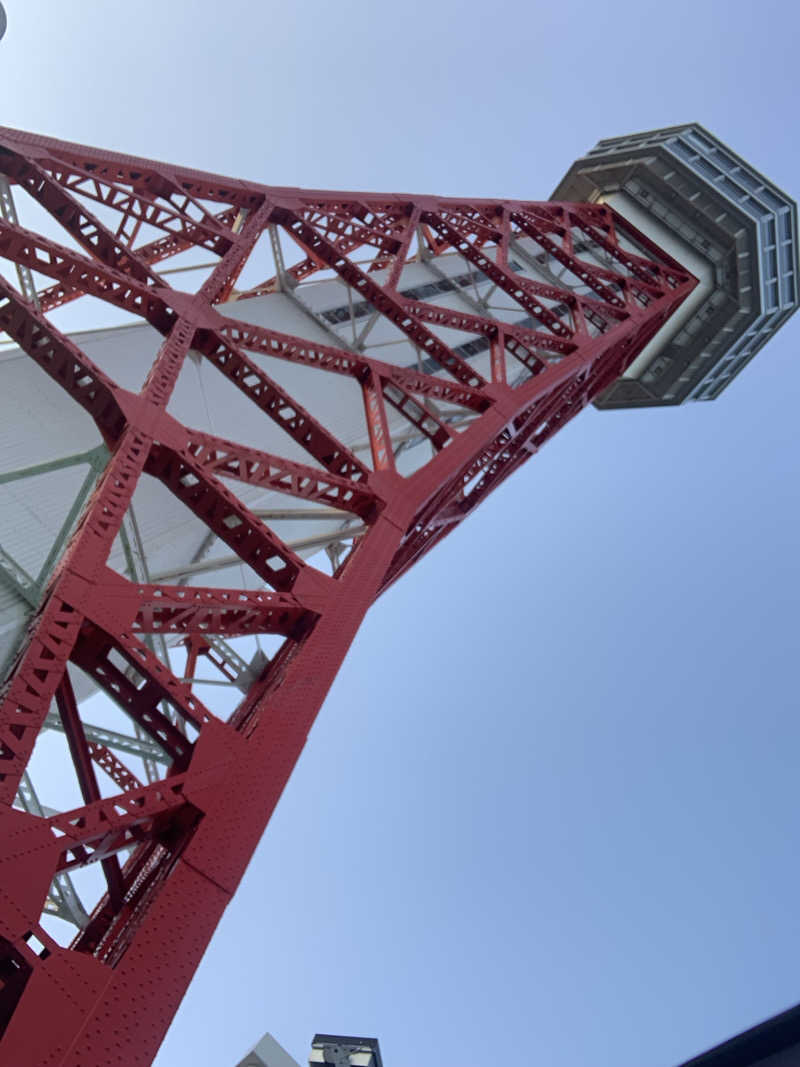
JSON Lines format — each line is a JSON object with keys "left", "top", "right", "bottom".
{"left": 0, "top": 124, "right": 784, "bottom": 1065}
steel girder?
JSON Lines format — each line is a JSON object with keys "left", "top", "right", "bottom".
{"left": 0, "top": 127, "right": 696, "bottom": 1066}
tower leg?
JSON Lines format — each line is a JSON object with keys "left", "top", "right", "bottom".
{"left": 0, "top": 126, "right": 695, "bottom": 1065}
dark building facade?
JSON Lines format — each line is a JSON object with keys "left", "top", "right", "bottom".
{"left": 677, "top": 1004, "right": 800, "bottom": 1067}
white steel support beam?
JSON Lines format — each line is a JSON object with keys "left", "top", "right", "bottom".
{"left": 0, "top": 175, "right": 40, "bottom": 308}
{"left": 149, "top": 523, "right": 367, "bottom": 583}
{"left": 0, "top": 548, "right": 37, "bottom": 607}
{"left": 0, "top": 445, "right": 109, "bottom": 638}
{"left": 267, "top": 223, "right": 289, "bottom": 292}
{"left": 289, "top": 283, "right": 362, "bottom": 352}
{"left": 251, "top": 507, "right": 350, "bottom": 521}
{"left": 41, "top": 712, "right": 169, "bottom": 765}
{"left": 268, "top": 223, "right": 361, "bottom": 352}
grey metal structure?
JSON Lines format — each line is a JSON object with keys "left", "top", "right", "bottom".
{"left": 676, "top": 1003, "right": 800, "bottom": 1067}
{"left": 309, "top": 1035, "right": 383, "bottom": 1067}
{"left": 235, "top": 1032, "right": 302, "bottom": 1067}
{"left": 553, "top": 123, "right": 799, "bottom": 407}
{"left": 234, "top": 1032, "right": 382, "bottom": 1067}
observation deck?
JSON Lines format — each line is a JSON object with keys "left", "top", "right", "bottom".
{"left": 553, "top": 123, "right": 799, "bottom": 408}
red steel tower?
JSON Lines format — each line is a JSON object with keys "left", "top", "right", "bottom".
{"left": 0, "top": 124, "right": 793, "bottom": 1065}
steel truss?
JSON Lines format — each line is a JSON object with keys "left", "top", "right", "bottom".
{"left": 0, "top": 127, "right": 695, "bottom": 1065}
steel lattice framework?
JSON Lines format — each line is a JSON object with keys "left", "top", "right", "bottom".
{"left": 0, "top": 128, "right": 695, "bottom": 1065}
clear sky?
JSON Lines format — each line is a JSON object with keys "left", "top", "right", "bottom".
{"left": 2, "top": 3, "right": 799, "bottom": 1066}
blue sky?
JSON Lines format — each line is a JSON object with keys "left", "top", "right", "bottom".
{"left": 2, "top": 2, "right": 799, "bottom": 1066}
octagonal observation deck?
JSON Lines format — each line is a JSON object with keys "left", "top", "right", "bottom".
{"left": 553, "top": 123, "right": 799, "bottom": 408}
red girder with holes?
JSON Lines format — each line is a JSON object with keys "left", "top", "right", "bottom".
{"left": 0, "top": 127, "right": 695, "bottom": 1065}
